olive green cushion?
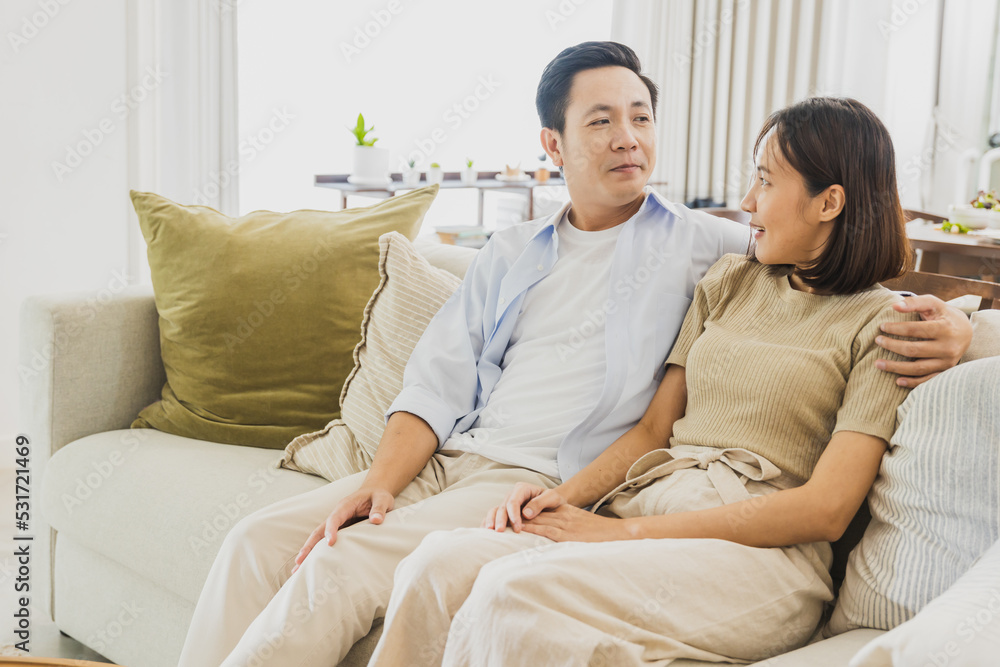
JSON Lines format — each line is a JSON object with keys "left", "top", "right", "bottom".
{"left": 130, "top": 186, "right": 438, "bottom": 449}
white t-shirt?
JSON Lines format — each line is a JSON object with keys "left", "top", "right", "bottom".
{"left": 443, "top": 214, "right": 623, "bottom": 477}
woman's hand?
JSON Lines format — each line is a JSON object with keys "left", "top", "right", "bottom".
{"left": 521, "top": 504, "right": 632, "bottom": 542}
{"left": 482, "top": 483, "right": 570, "bottom": 533}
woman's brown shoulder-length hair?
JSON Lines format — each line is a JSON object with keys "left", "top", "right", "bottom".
{"left": 750, "top": 97, "right": 911, "bottom": 294}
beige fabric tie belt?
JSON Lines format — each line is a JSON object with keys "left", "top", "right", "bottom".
{"left": 591, "top": 446, "right": 791, "bottom": 514}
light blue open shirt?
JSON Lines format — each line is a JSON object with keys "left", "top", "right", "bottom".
{"left": 387, "top": 188, "right": 752, "bottom": 481}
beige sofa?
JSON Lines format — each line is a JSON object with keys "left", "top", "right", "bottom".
{"left": 24, "top": 239, "right": 918, "bottom": 667}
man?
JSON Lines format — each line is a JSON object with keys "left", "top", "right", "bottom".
{"left": 178, "top": 42, "right": 970, "bottom": 667}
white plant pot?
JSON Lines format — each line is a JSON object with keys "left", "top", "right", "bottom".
{"left": 461, "top": 168, "right": 478, "bottom": 185}
{"left": 402, "top": 169, "right": 421, "bottom": 188}
{"left": 426, "top": 167, "right": 444, "bottom": 186}
{"left": 349, "top": 145, "right": 389, "bottom": 186}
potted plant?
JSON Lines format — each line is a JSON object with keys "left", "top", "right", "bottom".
{"left": 402, "top": 158, "right": 421, "bottom": 187}
{"left": 427, "top": 162, "right": 444, "bottom": 186}
{"left": 348, "top": 113, "right": 389, "bottom": 186}
{"left": 461, "top": 157, "right": 478, "bottom": 185}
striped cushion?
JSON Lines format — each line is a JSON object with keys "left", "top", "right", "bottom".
{"left": 849, "top": 538, "right": 1000, "bottom": 666}
{"left": 829, "top": 356, "right": 1000, "bottom": 634}
{"left": 279, "top": 232, "right": 463, "bottom": 481}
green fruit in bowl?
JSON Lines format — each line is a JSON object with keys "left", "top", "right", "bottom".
{"left": 971, "top": 190, "right": 999, "bottom": 209}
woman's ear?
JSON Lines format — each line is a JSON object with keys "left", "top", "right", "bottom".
{"left": 540, "top": 128, "right": 563, "bottom": 167}
{"left": 819, "top": 184, "right": 846, "bottom": 222}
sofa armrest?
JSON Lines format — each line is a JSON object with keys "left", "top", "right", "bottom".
{"left": 19, "top": 285, "right": 165, "bottom": 461}
{"left": 19, "top": 285, "right": 165, "bottom": 620}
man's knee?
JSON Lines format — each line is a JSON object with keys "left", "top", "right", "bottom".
{"left": 217, "top": 508, "right": 280, "bottom": 559}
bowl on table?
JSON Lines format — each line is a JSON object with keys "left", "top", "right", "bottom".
{"left": 947, "top": 204, "right": 1000, "bottom": 230}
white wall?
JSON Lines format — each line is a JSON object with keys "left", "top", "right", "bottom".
{"left": 1, "top": 0, "right": 132, "bottom": 442}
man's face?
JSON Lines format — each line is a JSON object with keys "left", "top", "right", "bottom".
{"left": 544, "top": 66, "right": 656, "bottom": 208}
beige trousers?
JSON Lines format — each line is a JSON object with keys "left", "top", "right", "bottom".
{"left": 370, "top": 446, "right": 835, "bottom": 667}
{"left": 176, "top": 450, "right": 558, "bottom": 667}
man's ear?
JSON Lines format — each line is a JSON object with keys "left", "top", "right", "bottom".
{"left": 540, "top": 128, "right": 563, "bottom": 167}
{"left": 819, "top": 184, "right": 845, "bottom": 222}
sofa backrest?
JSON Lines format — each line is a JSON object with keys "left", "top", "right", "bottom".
{"left": 414, "top": 240, "right": 478, "bottom": 279}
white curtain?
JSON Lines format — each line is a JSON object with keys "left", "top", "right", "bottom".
{"left": 612, "top": 0, "right": 829, "bottom": 207}
{"left": 125, "top": 0, "right": 240, "bottom": 281}
{"left": 612, "top": 0, "right": 950, "bottom": 209}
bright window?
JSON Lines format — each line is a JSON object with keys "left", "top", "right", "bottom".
{"left": 238, "top": 0, "right": 614, "bottom": 232}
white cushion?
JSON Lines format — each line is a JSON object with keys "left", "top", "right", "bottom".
{"left": 962, "top": 309, "right": 1000, "bottom": 363}
{"left": 746, "top": 629, "right": 886, "bottom": 666}
{"left": 40, "top": 429, "right": 326, "bottom": 603}
{"left": 279, "top": 232, "right": 463, "bottom": 481}
{"left": 829, "top": 357, "right": 1000, "bottom": 634}
{"left": 412, "top": 238, "right": 477, "bottom": 278}
{"left": 849, "top": 538, "right": 1000, "bottom": 666}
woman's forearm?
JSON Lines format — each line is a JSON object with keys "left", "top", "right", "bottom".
{"left": 622, "top": 485, "right": 837, "bottom": 546}
{"left": 620, "top": 430, "right": 888, "bottom": 547}
{"left": 560, "top": 364, "right": 687, "bottom": 508}
{"left": 559, "top": 420, "right": 662, "bottom": 507}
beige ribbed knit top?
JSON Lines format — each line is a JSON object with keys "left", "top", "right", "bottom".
{"left": 665, "top": 254, "right": 918, "bottom": 485}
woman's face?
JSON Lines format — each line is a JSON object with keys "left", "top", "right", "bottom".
{"left": 740, "top": 135, "right": 836, "bottom": 273}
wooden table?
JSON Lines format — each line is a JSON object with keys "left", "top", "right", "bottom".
{"left": 315, "top": 171, "right": 566, "bottom": 225}
{"left": 906, "top": 223, "right": 1000, "bottom": 281}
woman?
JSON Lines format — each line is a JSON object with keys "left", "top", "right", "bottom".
{"left": 369, "top": 97, "right": 918, "bottom": 666}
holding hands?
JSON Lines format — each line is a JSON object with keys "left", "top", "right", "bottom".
{"left": 481, "top": 482, "right": 629, "bottom": 542}
{"left": 482, "top": 482, "right": 569, "bottom": 533}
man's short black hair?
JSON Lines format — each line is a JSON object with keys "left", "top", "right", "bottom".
{"left": 536, "top": 41, "right": 658, "bottom": 133}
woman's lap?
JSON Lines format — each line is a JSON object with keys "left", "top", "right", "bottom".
{"left": 436, "top": 532, "right": 831, "bottom": 664}
{"left": 398, "top": 465, "right": 835, "bottom": 665}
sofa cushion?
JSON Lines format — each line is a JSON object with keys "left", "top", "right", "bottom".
{"left": 962, "top": 309, "right": 1000, "bottom": 363}
{"left": 336, "top": 623, "right": 885, "bottom": 667}
{"left": 40, "top": 429, "right": 327, "bottom": 604}
{"left": 412, "top": 238, "right": 479, "bottom": 278}
{"left": 130, "top": 187, "right": 437, "bottom": 449}
{"left": 52, "top": 536, "right": 190, "bottom": 667}
{"left": 849, "top": 538, "right": 1000, "bottom": 666}
{"left": 280, "top": 233, "right": 463, "bottom": 481}
{"left": 747, "top": 629, "right": 886, "bottom": 666}
{"left": 828, "top": 356, "right": 1000, "bottom": 634}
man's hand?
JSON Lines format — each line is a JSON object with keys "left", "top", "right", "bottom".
{"left": 876, "top": 295, "right": 972, "bottom": 388}
{"left": 482, "top": 483, "right": 569, "bottom": 533}
{"left": 292, "top": 487, "right": 394, "bottom": 573}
